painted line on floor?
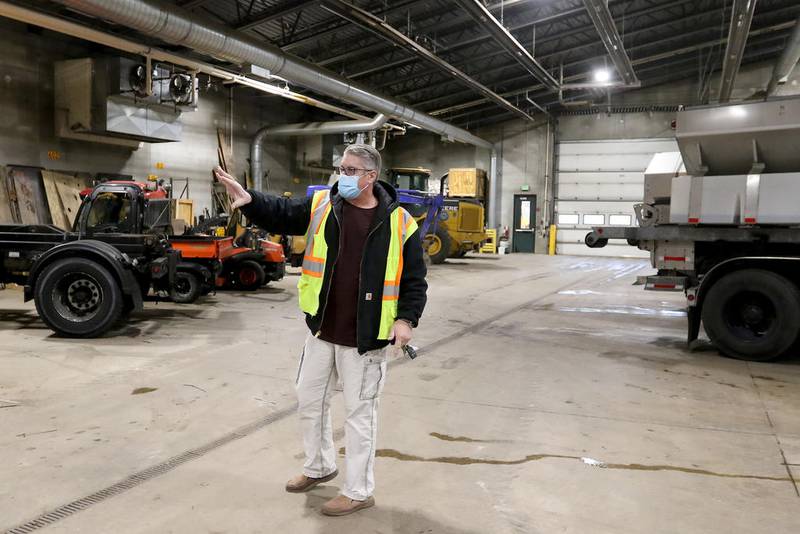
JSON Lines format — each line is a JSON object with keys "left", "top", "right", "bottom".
{"left": 4, "top": 269, "right": 603, "bottom": 532}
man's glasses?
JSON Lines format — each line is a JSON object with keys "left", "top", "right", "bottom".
{"left": 337, "top": 166, "right": 375, "bottom": 176}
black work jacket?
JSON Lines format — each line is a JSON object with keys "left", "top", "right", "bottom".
{"left": 240, "top": 180, "right": 428, "bottom": 354}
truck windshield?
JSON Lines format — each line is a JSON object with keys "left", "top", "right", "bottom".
{"left": 86, "top": 192, "right": 133, "bottom": 233}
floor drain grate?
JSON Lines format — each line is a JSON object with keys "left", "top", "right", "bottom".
{"left": 5, "top": 404, "right": 298, "bottom": 533}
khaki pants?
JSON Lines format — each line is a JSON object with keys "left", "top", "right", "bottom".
{"left": 295, "top": 334, "right": 388, "bottom": 500}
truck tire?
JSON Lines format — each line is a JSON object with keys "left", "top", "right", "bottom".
{"left": 34, "top": 257, "right": 124, "bottom": 338}
{"left": 702, "top": 269, "right": 800, "bottom": 361}
{"left": 235, "top": 260, "right": 266, "bottom": 290}
{"left": 170, "top": 271, "right": 201, "bottom": 304}
{"left": 426, "top": 227, "right": 451, "bottom": 264}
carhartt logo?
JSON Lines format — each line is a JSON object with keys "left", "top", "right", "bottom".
{"left": 365, "top": 293, "right": 373, "bottom": 301}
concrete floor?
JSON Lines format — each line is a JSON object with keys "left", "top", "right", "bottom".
{"left": 1, "top": 254, "right": 799, "bottom": 534}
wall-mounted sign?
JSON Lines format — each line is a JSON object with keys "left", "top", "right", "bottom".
{"left": 520, "top": 184, "right": 530, "bottom": 191}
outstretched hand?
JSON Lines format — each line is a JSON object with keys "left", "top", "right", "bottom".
{"left": 214, "top": 166, "right": 252, "bottom": 209}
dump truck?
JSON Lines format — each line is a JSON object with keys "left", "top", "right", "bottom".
{"left": 0, "top": 181, "right": 182, "bottom": 337}
{"left": 584, "top": 96, "right": 800, "bottom": 362}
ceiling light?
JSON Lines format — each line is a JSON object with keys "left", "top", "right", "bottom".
{"left": 594, "top": 69, "right": 611, "bottom": 83}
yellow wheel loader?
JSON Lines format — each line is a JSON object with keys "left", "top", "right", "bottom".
{"left": 388, "top": 168, "right": 488, "bottom": 264}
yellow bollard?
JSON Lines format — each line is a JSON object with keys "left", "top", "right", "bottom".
{"left": 548, "top": 224, "right": 557, "bottom": 255}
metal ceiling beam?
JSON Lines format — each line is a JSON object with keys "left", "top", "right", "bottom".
{"left": 582, "top": 0, "right": 638, "bottom": 85}
{"left": 390, "top": 0, "right": 708, "bottom": 101}
{"left": 718, "top": 0, "right": 758, "bottom": 102}
{"left": 282, "top": 0, "right": 552, "bottom": 52}
{"left": 456, "top": 41, "right": 787, "bottom": 129}
{"left": 281, "top": 0, "right": 424, "bottom": 51}
{"left": 314, "top": 0, "right": 595, "bottom": 71}
{"left": 432, "top": 20, "right": 795, "bottom": 117}
{"left": 351, "top": 0, "right": 656, "bottom": 81}
{"left": 766, "top": 14, "right": 800, "bottom": 95}
{"left": 397, "top": 0, "right": 712, "bottom": 104}
{"left": 452, "top": 0, "right": 559, "bottom": 92}
{"left": 236, "top": 0, "right": 317, "bottom": 31}
{"left": 320, "top": 0, "right": 535, "bottom": 121}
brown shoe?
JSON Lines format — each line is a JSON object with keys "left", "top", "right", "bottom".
{"left": 321, "top": 495, "right": 375, "bottom": 516}
{"left": 285, "top": 470, "right": 338, "bottom": 493}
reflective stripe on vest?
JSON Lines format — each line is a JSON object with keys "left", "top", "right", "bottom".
{"left": 377, "top": 208, "right": 418, "bottom": 340}
{"left": 297, "top": 190, "right": 332, "bottom": 315}
{"left": 296, "top": 190, "right": 418, "bottom": 340}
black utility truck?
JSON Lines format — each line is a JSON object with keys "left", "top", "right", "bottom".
{"left": 0, "top": 181, "right": 191, "bottom": 337}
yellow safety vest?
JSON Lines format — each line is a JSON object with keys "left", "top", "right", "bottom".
{"left": 298, "top": 189, "right": 418, "bottom": 339}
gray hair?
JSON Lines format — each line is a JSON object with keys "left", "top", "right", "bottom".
{"left": 343, "top": 143, "right": 382, "bottom": 175}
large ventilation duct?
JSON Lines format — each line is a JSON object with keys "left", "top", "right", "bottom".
{"left": 251, "top": 114, "right": 388, "bottom": 191}
{"left": 51, "top": 0, "right": 493, "bottom": 151}
{"left": 52, "top": 0, "right": 500, "bottom": 227}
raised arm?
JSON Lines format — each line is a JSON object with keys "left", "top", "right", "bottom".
{"left": 214, "top": 166, "right": 312, "bottom": 235}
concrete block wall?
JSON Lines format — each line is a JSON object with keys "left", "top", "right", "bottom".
{"left": 0, "top": 19, "right": 312, "bottom": 218}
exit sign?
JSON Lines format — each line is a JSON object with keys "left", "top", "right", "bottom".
{"left": 520, "top": 184, "right": 530, "bottom": 191}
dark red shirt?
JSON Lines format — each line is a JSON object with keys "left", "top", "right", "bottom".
{"left": 319, "top": 201, "right": 377, "bottom": 347}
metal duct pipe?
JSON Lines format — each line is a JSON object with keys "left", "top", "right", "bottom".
{"left": 52, "top": 0, "right": 493, "bottom": 150}
{"left": 718, "top": 0, "right": 758, "bottom": 103}
{"left": 767, "top": 14, "right": 800, "bottom": 96}
{"left": 0, "top": 0, "right": 377, "bottom": 123}
{"left": 251, "top": 114, "right": 388, "bottom": 192}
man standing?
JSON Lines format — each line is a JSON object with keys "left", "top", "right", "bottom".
{"left": 215, "top": 144, "right": 427, "bottom": 516}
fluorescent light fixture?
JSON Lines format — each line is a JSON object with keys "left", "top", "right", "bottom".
{"left": 594, "top": 68, "right": 611, "bottom": 83}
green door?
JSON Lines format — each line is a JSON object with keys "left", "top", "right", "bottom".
{"left": 512, "top": 194, "right": 535, "bottom": 253}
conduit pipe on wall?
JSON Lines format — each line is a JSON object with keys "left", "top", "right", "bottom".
{"left": 251, "top": 114, "right": 388, "bottom": 192}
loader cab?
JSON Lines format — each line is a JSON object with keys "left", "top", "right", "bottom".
{"left": 387, "top": 167, "right": 432, "bottom": 193}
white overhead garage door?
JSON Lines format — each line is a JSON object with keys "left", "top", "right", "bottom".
{"left": 555, "top": 138, "right": 678, "bottom": 257}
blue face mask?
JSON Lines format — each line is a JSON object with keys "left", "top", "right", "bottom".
{"left": 338, "top": 174, "right": 369, "bottom": 199}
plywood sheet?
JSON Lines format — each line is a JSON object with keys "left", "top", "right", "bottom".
{"left": 7, "top": 166, "right": 49, "bottom": 224}
{"left": 41, "top": 170, "right": 70, "bottom": 229}
{"left": 0, "top": 166, "right": 14, "bottom": 223}
{"left": 55, "top": 179, "right": 85, "bottom": 228}
{"left": 175, "top": 199, "right": 194, "bottom": 225}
